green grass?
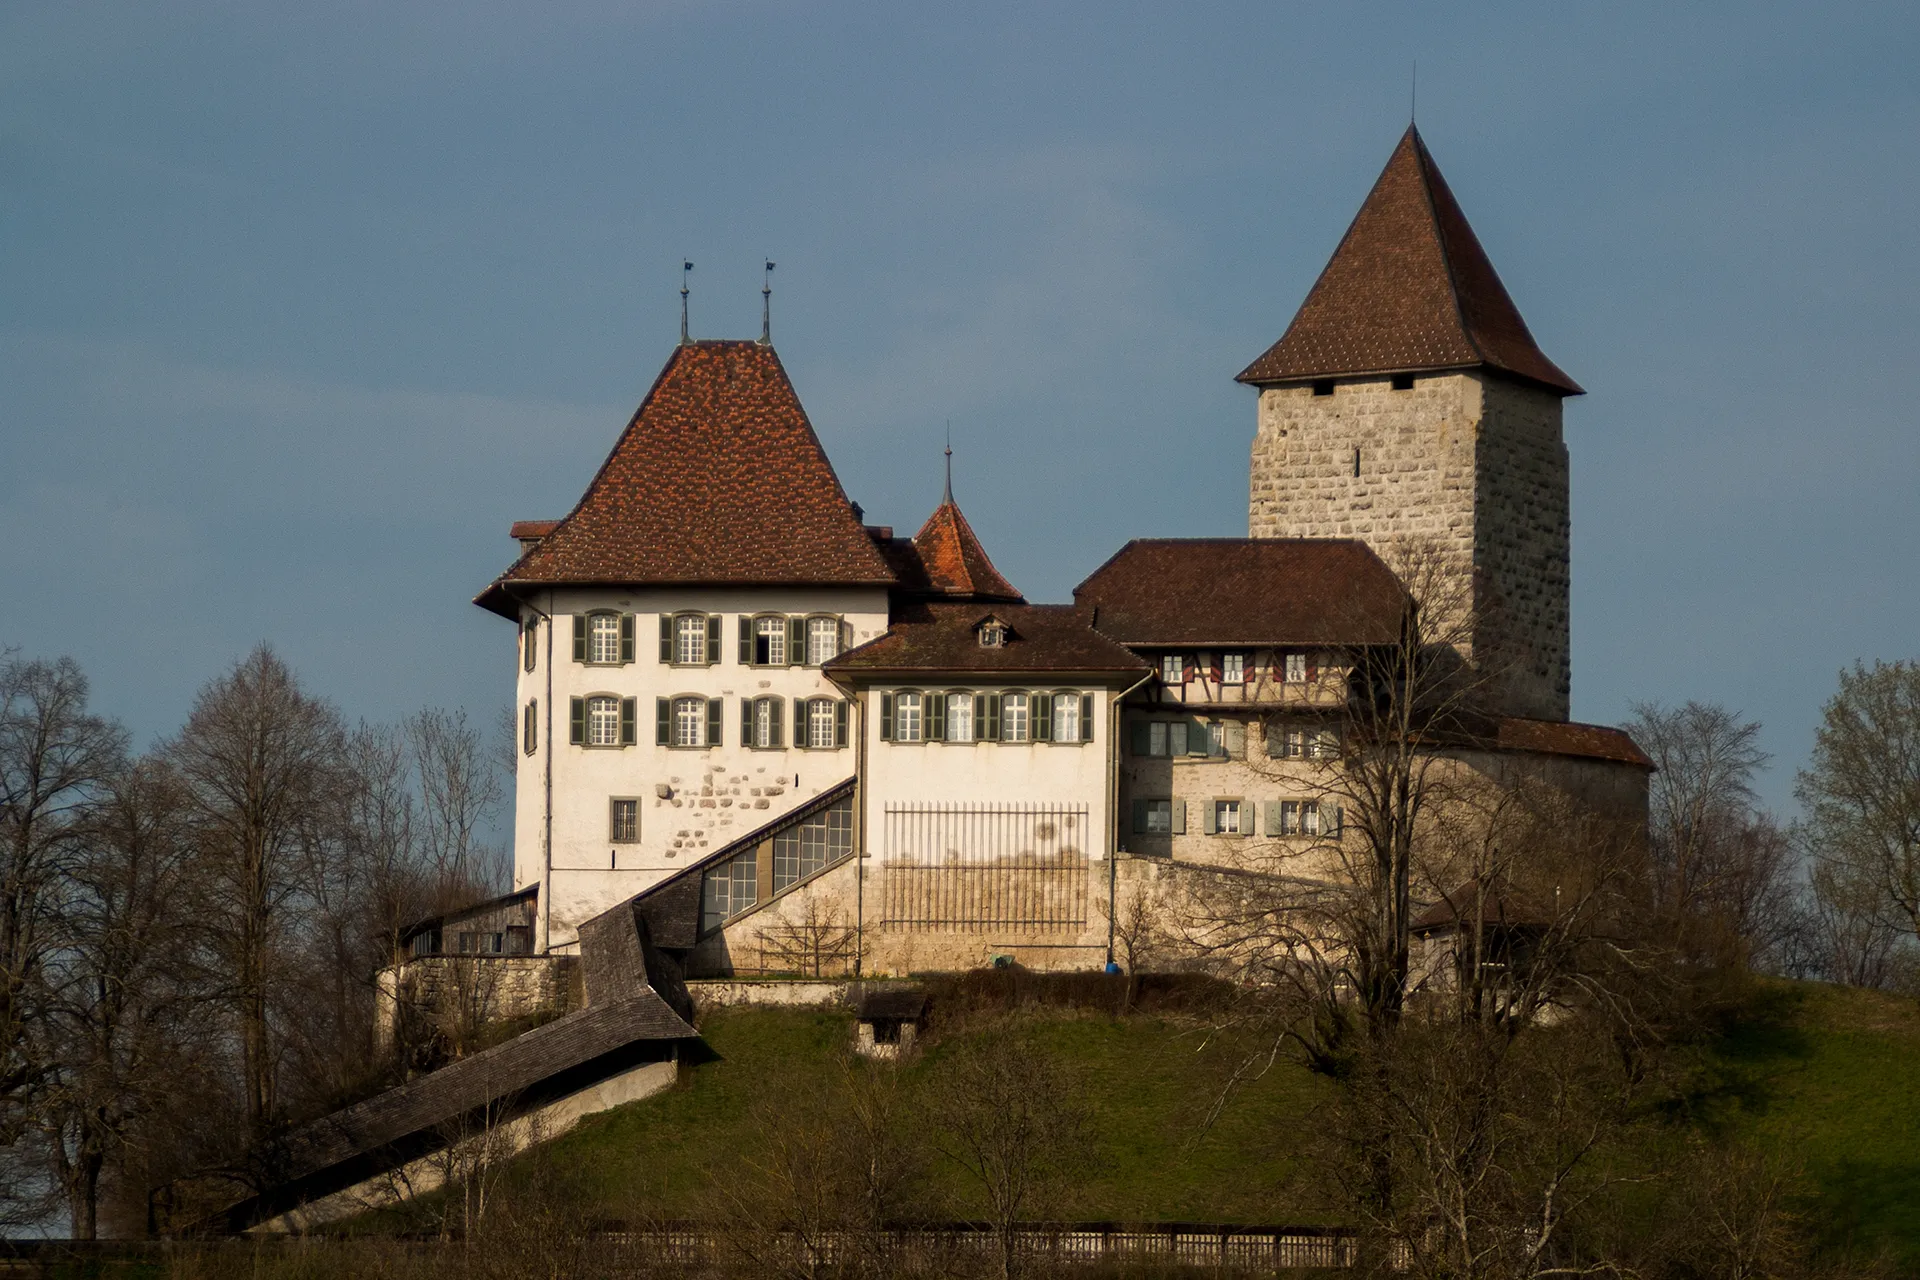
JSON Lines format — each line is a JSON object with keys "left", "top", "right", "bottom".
{"left": 384, "top": 978, "right": 1920, "bottom": 1265}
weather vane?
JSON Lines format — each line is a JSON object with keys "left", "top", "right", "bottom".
{"left": 761, "top": 260, "right": 776, "bottom": 344}
{"left": 680, "top": 260, "right": 694, "bottom": 345}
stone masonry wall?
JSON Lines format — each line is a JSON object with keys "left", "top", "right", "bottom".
{"left": 1248, "top": 372, "right": 1570, "bottom": 721}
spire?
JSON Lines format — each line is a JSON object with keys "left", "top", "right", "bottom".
{"left": 1236, "top": 126, "right": 1581, "bottom": 396}
{"left": 760, "top": 260, "right": 775, "bottom": 345}
{"left": 942, "top": 422, "right": 953, "bottom": 504}
{"left": 679, "top": 260, "right": 693, "bottom": 346}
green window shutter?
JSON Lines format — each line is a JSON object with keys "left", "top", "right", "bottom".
{"left": 738, "top": 616, "right": 753, "bottom": 664}
{"left": 1080, "top": 694, "right": 1096, "bottom": 742}
{"left": 1189, "top": 718, "right": 1212, "bottom": 757}
{"left": 706, "top": 615, "right": 723, "bottom": 665}
{"left": 569, "top": 697, "right": 585, "bottom": 745}
{"left": 1225, "top": 721, "right": 1246, "bottom": 758}
{"left": 619, "top": 698, "right": 636, "bottom": 746}
{"left": 1328, "top": 805, "right": 1343, "bottom": 837}
{"left": 770, "top": 700, "right": 784, "bottom": 748}
{"left": 1264, "top": 721, "right": 1282, "bottom": 758}
{"left": 572, "top": 615, "right": 587, "bottom": 663}
{"left": 788, "top": 617, "right": 806, "bottom": 665}
{"left": 619, "top": 613, "right": 635, "bottom": 663}
{"left": 742, "top": 697, "right": 755, "bottom": 744}
{"left": 1264, "top": 801, "right": 1282, "bottom": 837}
{"left": 659, "top": 615, "right": 672, "bottom": 663}
{"left": 835, "top": 700, "right": 849, "bottom": 748}
{"left": 1032, "top": 693, "right": 1052, "bottom": 743}
{"left": 1129, "top": 719, "right": 1151, "bottom": 756}
{"left": 1203, "top": 801, "right": 1218, "bottom": 835}
{"left": 879, "top": 692, "right": 895, "bottom": 741}
{"left": 1171, "top": 800, "right": 1186, "bottom": 835}
{"left": 978, "top": 693, "right": 1001, "bottom": 742}
{"left": 656, "top": 698, "right": 671, "bottom": 746}
{"left": 792, "top": 698, "right": 806, "bottom": 749}
{"left": 1131, "top": 799, "right": 1148, "bottom": 834}
{"left": 706, "top": 698, "right": 723, "bottom": 746}
{"left": 1241, "top": 804, "right": 1256, "bottom": 838}
{"left": 927, "top": 692, "right": 946, "bottom": 742}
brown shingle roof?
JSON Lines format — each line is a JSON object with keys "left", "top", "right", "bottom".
{"left": 477, "top": 342, "right": 895, "bottom": 617}
{"left": 826, "top": 602, "right": 1149, "bottom": 678}
{"left": 910, "top": 498, "right": 1023, "bottom": 601}
{"left": 1491, "top": 717, "right": 1652, "bottom": 769}
{"left": 1236, "top": 126, "right": 1582, "bottom": 396}
{"left": 1073, "top": 539, "right": 1410, "bottom": 647}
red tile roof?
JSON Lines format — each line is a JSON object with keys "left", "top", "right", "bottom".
{"left": 1491, "top": 717, "right": 1652, "bottom": 769}
{"left": 1073, "top": 539, "right": 1410, "bottom": 647}
{"left": 910, "top": 499, "right": 1023, "bottom": 601}
{"left": 477, "top": 341, "right": 894, "bottom": 617}
{"left": 510, "top": 520, "right": 559, "bottom": 541}
{"left": 1236, "top": 126, "right": 1582, "bottom": 396}
{"left": 825, "top": 602, "right": 1148, "bottom": 678}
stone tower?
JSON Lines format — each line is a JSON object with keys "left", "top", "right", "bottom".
{"left": 1241, "top": 126, "right": 1581, "bottom": 723}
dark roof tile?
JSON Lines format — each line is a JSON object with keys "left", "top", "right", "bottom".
{"left": 827, "top": 602, "right": 1148, "bottom": 678}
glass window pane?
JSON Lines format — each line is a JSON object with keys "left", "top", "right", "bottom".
{"left": 676, "top": 614, "right": 706, "bottom": 664}
{"left": 947, "top": 693, "right": 973, "bottom": 742}
{"left": 1053, "top": 693, "right": 1079, "bottom": 742}
{"left": 589, "top": 614, "right": 621, "bottom": 664}
{"left": 896, "top": 692, "right": 923, "bottom": 742}
{"left": 1003, "top": 694, "right": 1029, "bottom": 742}
{"left": 674, "top": 697, "right": 704, "bottom": 747}
{"left": 1149, "top": 722, "right": 1167, "bottom": 756}
{"left": 589, "top": 696, "right": 619, "bottom": 746}
{"left": 808, "top": 616, "right": 839, "bottom": 665}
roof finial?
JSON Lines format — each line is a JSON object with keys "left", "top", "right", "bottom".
{"left": 943, "top": 420, "right": 953, "bottom": 503}
{"left": 759, "top": 260, "right": 776, "bottom": 344}
{"left": 679, "top": 260, "right": 694, "bottom": 344}
{"left": 1410, "top": 60, "right": 1417, "bottom": 125}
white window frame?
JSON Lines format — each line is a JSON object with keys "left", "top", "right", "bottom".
{"left": 1144, "top": 800, "right": 1173, "bottom": 834}
{"left": 673, "top": 696, "right": 707, "bottom": 748}
{"left": 807, "top": 698, "right": 838, "bottom": 749}
{"left": 1161, "top": 654, "right": 1184, "bottom": 684}
{"left": 895, "top": 691, "right": 924, "bottom": 743}
{"left": 674, "top": 614, "right": 708, "bottom": 666}
{"left": 587, "top": 695, "right": 621, "bottom": 747}
{"left": 1221, "top": 653, "right": 1245, "bottom": 685}
{"left": 1283, "top": 652, "right": 1308, "bottom": 684}
{"left": 946, "top": 692, "right": 974, "bottom": 743}
{"left": 752, "top": 697, "right": 775, "bottom": 749}
{"left": 1214, "top": 800, "right": 1242, "bottom": 835}
{"left": 1002, "top": 692, "right": 1030, "bottom": 743}
{"left": 807, "top": 615, "right": 841, "bottom": 665}
{"left": 587, "top": 612, "right": 622, "bottom": 665}
{"left": 753, "top": 615, "right": 787, "bottom": 666}
{"left": 1052, "top": 692, "right": 1081, "bottom": 743}
{"left": 1149, "top": 722, "right": 1168, "bottom": 756}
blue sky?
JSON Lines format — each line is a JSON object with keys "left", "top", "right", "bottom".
{"left": 4, "top": 1, "right": 1915, "bottom": 814}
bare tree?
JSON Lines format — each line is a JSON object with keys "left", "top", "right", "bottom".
{"left": 166, "top": 646, "right": 349, "bottom": 1134}
{"left": 1797, "top": 661, "right": 1920, "bottom": 983}
{"left": 408, "top": 708, "right": 507, "bottom": 905}
{"left": 33, "top": 755, "right": 205, "bottom": 1237}
{"left": 756, "top": 891, "right": 860, "bottom": 978}
{"left": 928, "top": 1027, "right": 1091, "bottom": 1280}
{"left": 0, "top": 654, "right": 126, "bottom": 1226}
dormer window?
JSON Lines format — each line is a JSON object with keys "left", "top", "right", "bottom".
{"left": 978, "top": 621, "right": 1008, "bottom": 648}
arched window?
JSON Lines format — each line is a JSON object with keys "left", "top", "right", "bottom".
{"left": 1001, "top": 692, "right": 1030, "bottom": 743}
{"left": 944, "top": 691, "right": 974, "bottom": 742}
{"left": 1051, "top": 691, "right": 1082, "bottom": 743}
{"left": 805, "top": 698, "right": 844, "bottom": 749}
{"left": 587, "top": 695, "right": 621, "bottom": 746}
{"left": 806, "top": 615, "right": 843, "bottom": 665}
{"left": 743, "top": 696, "right": 783, "bottom": 749}
{"left": 673, "top": 696, "right": 706, "bottom": 747}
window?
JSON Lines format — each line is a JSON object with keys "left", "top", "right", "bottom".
{"left": 1133, "top": 719, "right": 1218, "bottom": 758}
{"left": 522, "top": 618, "right": 538, "bottom": 672}
{"left": 674, "top": 614, "right": 707, "bottom": 665}
{"left": 978, "top": 621, "right": 1007, "bottom": 648}
{"left": 772, "top": 798, "right": 853, "bottom": 891}
{"left": 587, "top": 696, "right": 620, "bottom": 746}
{"left": 674, "top": 696, "right": 706, "bottom": 747}
{"left": 458, "top": 931, "right": 504, "bottom": 955}
{"left": 808, "top": 616, "right": 841, "bottom": 665}
{"left": 744, "top": 696, "right": 783, "bottom": 749}
{"left": 806, "top": 698, "right": 841, "bottom": 749}
{"left": 1051, "top": 692, "right": 1084, "bottom": 743}
{"left": 1309, "top": 728, "right": 1340, "bottom": 759}
{"left": 1002, "top": 692, "right": 1030, "bottom": 743}
{"left": 895, "top": 691, "right": 924, "bottom": 743}
{"left": 522, "top": 700, "right": 537, "bottom": 755}
{"left": 1391, "top": 373, "right": 1415, "bottom": 391}
{"left": 700, "top": 848, "right": 758, "bottom": 932}
{"left": 1130, "top": 798, "right": 1185, "bottom": 835}
{"left": 1270, "top": 800, "right": 1337, "bottom": 837}
{"left": 946, "top": 692, "right": 974, "bottom": 742}
{"left": 1283, "top": 652, "right": 1309, "bottom": 684}
{"left": 1312, "top": 379, "right": 1335, "bottom": 396}
{"left": 1212, "top": 800, "right": 1243, "bottom": 835}
{"left": 610, "top": 799, "right": 639, "bottom": 843}
{"left": 1161, "top": 654, "right": 1185, "bottom": 684}
{"left": 1221, "top": 653, "right": 1245, "bottom": 685}
{"left": 754, "top": 616, "right": 786, "bottom": 665}
{"left": 588, "top": 613, "right": 621, "bottom": 664}
{"left": 1268, "top": 724, "right": 1306, "bottom": 758}
{"left": 1207, "top": 722, "right": 1225, "bottom": 756}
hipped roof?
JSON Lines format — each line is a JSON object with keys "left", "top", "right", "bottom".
{"left": 1237, "top": 126, "right": 1582, "bottom": 396}
{"left": 477, "top": 341, "right": 894, "bottom": 617}
{"left": 909, "top": 499, "right": 1023, "bottom": 601}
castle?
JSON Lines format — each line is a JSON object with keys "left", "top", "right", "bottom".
{"left": 445, "top": 124, "right": 1647, "bottom": 977}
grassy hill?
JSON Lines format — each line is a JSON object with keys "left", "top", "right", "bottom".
{"left": 411, "top": 978, "right": 1919, "bottom": 1266}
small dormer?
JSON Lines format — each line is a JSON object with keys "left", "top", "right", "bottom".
{"left": 511, "top": 520, "right": 559, "bottom": 556}
{"left": 976, "top": 615, "right": 1013, "bottom": 648}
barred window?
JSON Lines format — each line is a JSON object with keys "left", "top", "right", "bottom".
{"left": 807, "top": 616, "right": 840, "bottom": 665}
{"left": 946, "top": 692, "right": 974, "bottom": 742}
{"left": 675, "top": 614, "right": 707, "bottom": 665}
{"left": 674, "top": 697, "right": 706, "bottom": 747}
{"left": 1052, "top": 693, "right": 1080, "bottom": 743}
{"left": 700, "top": 848, "right": 758, "bottom": 932}
{"left": 588, "top": 613, "right": 621, "bottom": 664}
{"left": 610, "top": 799, "right": 639, "bottom": 843}
{"left": 807, "top": 699, "right": 838, "bottom": 749}
{"left": 587, "top": 696, "right": 620, "bottom": 746}
{"left": 895, "top": 692, "right": 924, "bottom": 743}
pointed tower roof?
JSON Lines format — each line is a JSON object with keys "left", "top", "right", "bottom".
{"left": 476, "top": 341, "right": 894, "bottom": 617}
{"left": 909, "top": 497, "right": 1023, "bottom": 602}
{"left": 1237, "top": 126, "right": 1581, "bottom": 395}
